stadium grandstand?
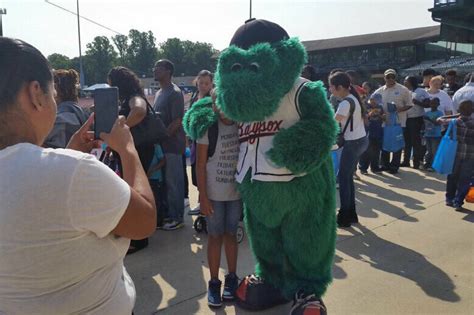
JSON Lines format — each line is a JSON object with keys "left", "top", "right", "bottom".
{"left": 304, "top": 0, "right": 474, "bottom": 81}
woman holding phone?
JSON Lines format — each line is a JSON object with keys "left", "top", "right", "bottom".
{"left": 0, "top": 38, "right": 156, "bottom": 314}
{"left": 108, "top": 66, "right": 155, "bottom": 254}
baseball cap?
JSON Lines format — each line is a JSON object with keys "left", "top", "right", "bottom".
{"left": 369, "top": 93, "right": 383, "bottom": 104}
{"left": 384, "top": 69, "right": 397, "bottom": 77}
{"left": 229, "top": 18, "right": 289, "bottom": 49}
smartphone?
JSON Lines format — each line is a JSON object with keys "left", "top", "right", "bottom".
{"left": 94, "top": 87, "right": 119, "bottom": 139}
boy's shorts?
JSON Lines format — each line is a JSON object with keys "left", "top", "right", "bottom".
{"left": 206, "top": 199, "right": 243, "bottom": 236}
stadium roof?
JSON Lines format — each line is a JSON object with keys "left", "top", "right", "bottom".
{"left": 303, "top": 25, "right": 440, "bottom": 52}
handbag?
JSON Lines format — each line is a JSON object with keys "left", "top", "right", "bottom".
{"left": 131, "top": 100, "right": 168, "bottom": 147}
{"left": 382, "top": 112, "right": 405, "bottom": 152}
{"left": 336, "top": 97, "right": 355, "bottom": 148}
{"left": 432, "top": 119, "right": 458, "bottom": 175}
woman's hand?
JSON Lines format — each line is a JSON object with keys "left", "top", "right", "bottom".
{"left": 66, "top": 114, "right": 100, "bottom": 153}
{"left": 100, "top": 116, "right": 136, "bottom": 155}
{"left": 199, "top": 195, "right": 214, "bottom": 216}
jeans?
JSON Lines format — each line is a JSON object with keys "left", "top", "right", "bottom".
{"left": 165, "top": 153, "right": 185, "bottom": 222}
{"left": 182, "top": 154, "right": 189, "bottom": 199}
{"left": 206, "top": 199, "right": 243, "bottom": 236}
{"left": 446, "top": 157, "right": 474, "bottom": 207}
{"left": 424, "top": 137, "right": 441, "bottom": 167}
{"left": 150, "top": 179, "right": 168, "bottom": 227}
{"left": 381, "top": 149, "right": 402, "bottom": 171}
{"left": 359, "top": 137, "right": 382, "bottom": 171}
{"left": 338, "top": 136, "right": 369, "bottom": 216}
{"left": 403, "top": 117, "right": 424, "bottom": 167}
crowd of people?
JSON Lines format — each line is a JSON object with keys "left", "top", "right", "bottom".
{"left": 314, "top": 65, "right": 474, "bottom": 227}
{"left": 1, "top": 34, "right": 473, "bottom": 314}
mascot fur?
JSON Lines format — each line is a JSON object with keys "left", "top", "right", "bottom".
{"left": 186, "top": 19, "right": 338, "bottom": 315}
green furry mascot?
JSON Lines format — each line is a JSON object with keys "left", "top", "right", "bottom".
{"left": 213, "top": 19, "right": 338, "bottom": 314}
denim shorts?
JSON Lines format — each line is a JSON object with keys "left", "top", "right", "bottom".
{"left": 206, "top": 199, "right": 243, "bottom": 236}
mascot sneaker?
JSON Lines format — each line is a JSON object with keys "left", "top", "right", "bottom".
{"left": 290, "top": 292, "right": 326, "bottom": 315}
{"left": 236, "top": 275, "right": 289, "bottom": 310}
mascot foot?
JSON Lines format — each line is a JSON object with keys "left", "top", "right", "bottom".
{"left": 236, "top": 274, "right": 289, "bottom": 310}
{"left": 290, "top": 292, "right": 327, "bottom": 315}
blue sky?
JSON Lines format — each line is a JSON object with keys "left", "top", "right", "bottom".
{"left": 1, "top": 0, "right": 438, "bottom": 58}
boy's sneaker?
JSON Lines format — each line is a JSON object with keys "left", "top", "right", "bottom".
{"left": 290, "top": 292, "right": 326, "bottom": 315}
{"left": 161, "top": 220, "right": 184, "bottom": 231}
{"left": 187, "top": 204, "right": 201, "bottom": 215}
{"left": 222, "top": 273, "right": 239, "bottom": 301}
{"left": 208, "top": 279, "right": 222, "bottom": 307}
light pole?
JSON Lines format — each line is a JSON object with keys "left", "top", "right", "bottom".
{"left": 249, "top": 0, "right": 252, "bottom": 19}
{"left": 76, "top": 0, "right": 85, "bottom": 90}
{"left": 0, "top": 8, "right": 7, "bottom": 36}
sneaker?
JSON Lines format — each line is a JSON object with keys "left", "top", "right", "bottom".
{"left": 208, "top": 279, "right": 222, "bottom": 307}
{"left": 426, "top": 167, "right": 435, "bottom": 172}
{"left": 161, "top": 220, "right": 184, "bottom": 231}
{"left": 222, "top": 273, "right": 239, "bottom": 301}
{"left": 446, "top": 200, "right": 454, "bottom": 207}
{"left": 187, "top": 204, "right": 201, "bottom": 215}
{"left": 184, "top": 198, "right": 190, "bottom": 209}
{"left": 371, "top": 168, "right": 383, "bottom": 174}
{"left": 400, "top": 161, "right": 410, "bottom": 167}
{"left": 290, "top": 292, "right": 326, "bottom": 315}
{"left": 360, "top": 169, "right": 368, "bottom": 175}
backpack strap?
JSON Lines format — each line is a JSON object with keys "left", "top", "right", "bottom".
{"left": 341, "top": 97, "right": 356, "bottom": 134}
{"left": 207, "top": 121, "right": 219, "bottom": 158}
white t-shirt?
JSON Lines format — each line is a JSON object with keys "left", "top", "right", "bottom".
{"left": 0, "top": 143, "right": 134, "bottom": 315}
{"left": 373, "top": 83, "right": 412, "bottom": 127}
{"left": 335, "top": 94, "right": 367, "bottom": 140}
{"left": 197, "top": 120, "right": 241, "bottom": 201}
{"left": 426, "top": 89, "right": 454, "bottom": 114}
{"left": 452, "top": 82, "right": 474, "bottom": 114}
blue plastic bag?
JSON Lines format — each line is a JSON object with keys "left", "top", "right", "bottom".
{"left": 383, "top": 112, "right": 405, "bottom": 152}
{"left": 433, "top": 119, "right": 458, "bottom": 175}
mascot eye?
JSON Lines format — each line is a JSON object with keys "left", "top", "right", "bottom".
{"left": 231, "top": 63, "right": 243, "bottom": 72}
{"left": 249, "top": 62, "right": 260, "bottom": 72}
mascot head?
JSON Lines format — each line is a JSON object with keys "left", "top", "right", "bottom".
{"left": 215, "top": 19, "right": 307, "bottom": 122}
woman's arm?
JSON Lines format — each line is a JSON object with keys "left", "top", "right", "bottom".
{"left": 196, "top": 143, "right": 213, "bottom": 215}
{"left": 125, "top": 96, "right": 147, "bottom": 128}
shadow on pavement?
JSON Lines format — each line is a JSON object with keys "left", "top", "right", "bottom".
{"left": 125, "top": 227, "right": 207, "bottom": 315}
{"left": 336, "top": 225, "right": 460, "bottom": 302}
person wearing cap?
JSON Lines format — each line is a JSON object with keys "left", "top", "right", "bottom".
{"left": 216, "top": 18, "right": 336, "bottom": 315}
{"left": 402, "top": 75, "right": 429, "bottom": 169}
{"left": 359, "top": 93, "right": 384, "bottom": 174}
{"left": 373, "top": 69, "right": 413, "bottom": 174}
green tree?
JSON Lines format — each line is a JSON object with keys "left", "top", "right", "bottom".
{"left": 112, "top": 34, "right": 129, "bottom": 66}
{"left": 127, "top": 30, "right": 158, "bottom": 77}
{"left": 47, "top": 53, "right": 72, "bottom": 70}
{"left": 85, "top": 36, "right": 117, "bottom": 84}
{"left": 158, "top": 38, "right": 217, "bottom": 76}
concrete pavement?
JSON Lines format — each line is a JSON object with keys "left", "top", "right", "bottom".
{"left": 125, "top": 167, "right": 474, "bottom": 315}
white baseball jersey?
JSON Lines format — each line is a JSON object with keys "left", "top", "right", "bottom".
{"left": 235, "top": 77, "right": 308, "bottom": 183}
